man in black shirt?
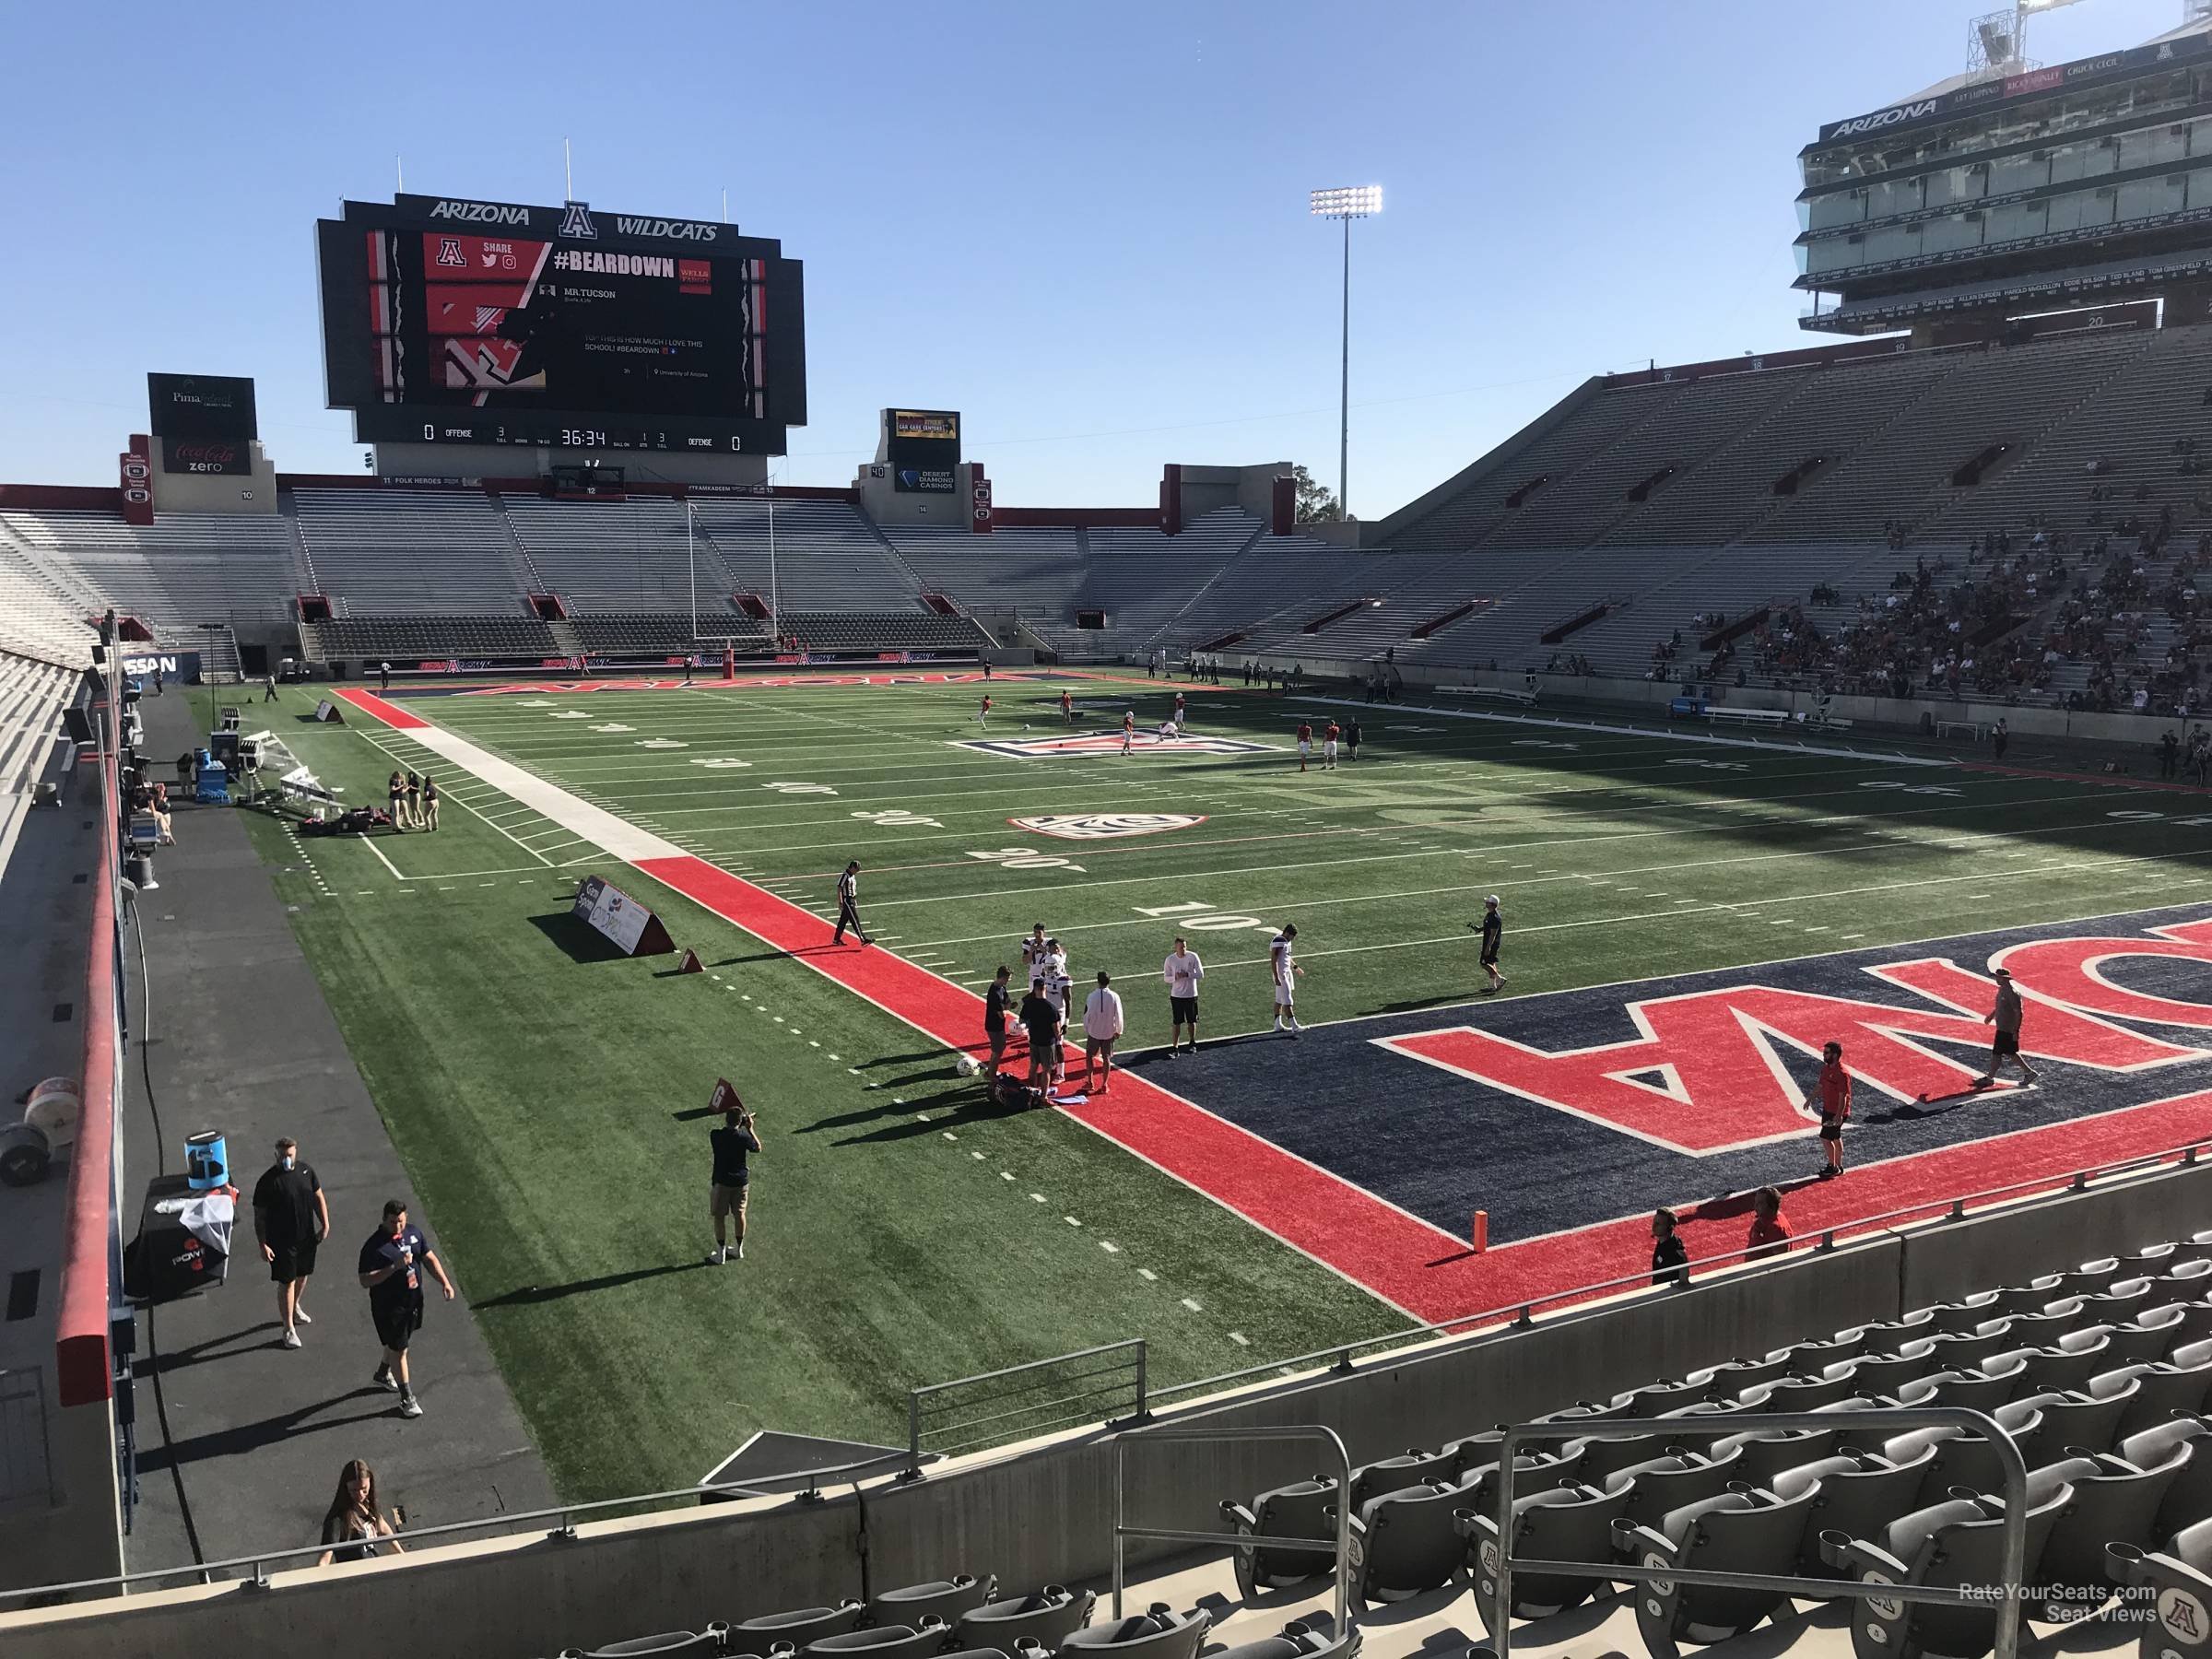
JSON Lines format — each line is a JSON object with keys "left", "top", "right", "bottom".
{"left": 1019, "top": 982, "right": 1063, "bottom": 1088}
{"left": 358, "top": 1201, "right": 453, "bottom": 1418}
{"left": 1474, "top": 895, "right": 1505, "bottom": 994}
{"left": 1650, "top": 1207, "right": 1689, "bottom": 1288}
{"left": 983, "top": 966, "right": 1013, "bottom": 1076}
{"left": 253, "top": 1136, "right": 329, "bottom": 1350}
{"left": 708, "top": 1102, "right": 763, "bottom": 1265}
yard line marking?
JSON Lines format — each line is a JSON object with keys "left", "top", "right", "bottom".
{"left": 1138, "top": 1268, "right": 1158, "bottom": 1281}
{"left": 1181, "top": 1298, "right": 1203, "bottom": 1312}
{"left": 1030, "top": 1194, "right": 1046, "bottom": 1203}
{"left": 1064, "top": 1216, "right": 1081, "bottom": 1227}
{"left": 1099, "top": 1241, "right": 1120, "bottom": 1253}
{"left": 1230, "top": 1332, "right": 1250, "bottom": 1347}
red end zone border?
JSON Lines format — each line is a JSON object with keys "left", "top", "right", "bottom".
{"left": 330, "top": 687, "right": 2207, "bottom": 1328}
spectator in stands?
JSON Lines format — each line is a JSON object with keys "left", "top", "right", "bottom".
{"left": 316, "top": 1460, "right": 404, "bottom": 1567}
{"left": 1650, "top": 1209, "right": 1688, "bottom": 1287}
{"left": 1082, "top": 971, "right": 1124, "bottom": 1095}
{"left": 1746, "top": 1187, "right": 1793, "bottom": 1261}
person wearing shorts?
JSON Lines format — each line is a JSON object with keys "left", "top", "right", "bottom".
{"left": 1019, "top": 981, "right": 1064, "bottom": 1088}
{"left": 403, "top": 771, "right": 422, "bottom": 830}
{"left": 253, "top": 1136, "right": 329, "bottom": 1350}
{"left": 387, "top": 770, "right": 407, "bottom": 830}
{"left": 978, "top": 695, "right": 992, "bottom": 729}
{"left": 1974, "top": 968, "right": 2039, "bottom": 1088}
{"left": 1122, "top": 711, "right": 1135, "bottom": 755}
{"left": 1296, "top": 722, "right": 1312, "bottom": 772}
{"left": 420, "top": 773, "right": 441, "bottom": 831}
{"left": 1817, "top": 1040, "right": 1851, "bottom": 1178}
{"left": 1345, "top": 718, "right": 1362, "bottom": 762}
{"left": 1061, "top": 689, "right": 1074, "bottom": 724}
{"left": 1324, "top": 722, "right": 1339, "bottom": 770}
{"left": 1475, "top": 894, "right": 1505, "bottom": 992}
{"left": 707, "top": 1101, "right": 761, "bottom": 1264}
{"left": 1162, "top": 935, "right": 1204, "bottom": 1056}
{"left": 357, "top": 1202, "right": 453, "bottom": 1419}
{"left": 1082, "top": 971, "right": 1124, "bottom": 1094}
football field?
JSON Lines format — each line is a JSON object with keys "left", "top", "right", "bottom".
{"left": 232, "top": 668, "right": 2212, "bottom": 1500}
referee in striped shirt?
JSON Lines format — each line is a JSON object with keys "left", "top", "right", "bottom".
{"left": 832, "top": 861, "right": 871, "bottom": 946}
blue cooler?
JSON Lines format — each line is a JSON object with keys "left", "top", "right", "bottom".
{"left": 183, "top": 1131, "right": 229, "bottom": 1191}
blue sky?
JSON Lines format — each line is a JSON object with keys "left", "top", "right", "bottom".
{"left": 0, "top": 0, "right": 2187, "bottom": 516}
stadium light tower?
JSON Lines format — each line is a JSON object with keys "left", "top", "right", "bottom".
{"left": 1310, "top": 184, "right": 1382, "bottom": 522}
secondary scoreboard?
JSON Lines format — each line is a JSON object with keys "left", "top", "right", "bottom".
{"left": 317, "top": 194, "right": 806, "bottom": 454}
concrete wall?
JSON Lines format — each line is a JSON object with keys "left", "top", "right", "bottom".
{"left": 854, "top": 461, "right": 976, "bottom": 530}
{"left": 1174, "top": 464, "right": 1293, "bottom": 524}
{"left": 8, "top": 1159, "right": 2206, "bottom": 1659}
{"left": 371, "top": 442, "right": 771, "bottom": 489}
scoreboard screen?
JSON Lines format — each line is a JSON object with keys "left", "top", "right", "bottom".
{"left": 148, "top": 372, "right": 259, "bottom": 476}
{"left": 317, "top": 194, "right": 806, "bottom": 454}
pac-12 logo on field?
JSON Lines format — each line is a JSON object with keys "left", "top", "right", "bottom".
{"left": 954, "top": 734, "right": 1280, "bottom": 759}
{"left": 1012, "top": 814, "right": 1207, "bottom": 841}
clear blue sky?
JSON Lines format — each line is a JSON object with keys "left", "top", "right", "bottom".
{"left": 0, "top": 0, "right": 2186, "bottom": 516}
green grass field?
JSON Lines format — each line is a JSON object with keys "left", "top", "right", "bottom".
{"left": 229, "top": 669, "right": 2212, "bottom": 1500}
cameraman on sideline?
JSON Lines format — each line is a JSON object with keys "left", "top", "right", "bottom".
{"left": 707, "top": 1098, "right": 762, "bottom": 1265}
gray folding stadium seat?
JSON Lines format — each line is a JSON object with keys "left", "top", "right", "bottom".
{"left": 1983, "top": 1334, "right": 2112, "bottom": 1395}
{"left": 1346, "top": 1447, "right": 1457, "bottom": 1511}
{"left": 1806, "top": 1397, "right": 1903, "bottom": 1454}
{"left": 2093, "top": 1353, "right": 2212, "bottom": 1438}
{"left": 1614, "top": 1484, "right": 1820, "bottom": 1658}
{"left": 1455, "top": 1448, "right": 1586, "bottom": 1520}
{"left": 2077, "top": 1277, "right": 2159, "bottom": 1324}
{"left": 2120, "top": 1417, "right": 2212, "bottom": 1537}
{"left": 1612, "top": 1378, "right": 1710, "bottom": 1418}
{"left": 2107, "top": 1517, "right": 2212, "bottom": 1659}
{"left": 1847, "top": 1342, "right": 1939, "bottom": 1399}
{"left": 797, "top": 1621, "right": 953, "bottom": 1659}
{"left": 1919, "top": 1322, "right": 2018, "bottom": 1371}
{"left": 1461, "top": 1482, "right": 1630, "bottom": 1629}
{"left": 869, "top": 1576, "right": 994, "bottom": 1629}
{"left": 1572, "top": 1430, "right": 1671, "bottom": 1484}
{"left": 1058, "top": 1604, "right": 1207, "bottom": 1659}
{"left": 1894, "top": 1364, "right": 2019, "bottom": 1414}
{"left": 1686, "top": 1351, "right": 1794, "bottom": 1395}
{"left": 1820, "top": 1471, "right": 2075, "bottom": 1659}
{"left": 1858, "top": 1310, "right": 1938, "bottom": 1346}
{"left": 735, "top": 1605, "right": 865, "bottom": 1646}
{"left": 2159, "top": 1301, "right": 2212, "bottom": 1353}
{"left": 2031, "top": 1447, "right": 2192, "bottom": 1618}
{"left": 1710, "top": 1427, "right": 1840, "bottom": 1488}
{"left": 2002, "top": 1300, "right": 2088, "bottom": 1344}
{"left": 562, "top": 1631, "right": 730, "bottom": 1658}
{"left": 1220, "top": 1476, "right": 1340, "bottom": 1594}
{"left": 2011, "top": 1383, "right": 2137, "bottom": 1460}
{"left": 1768, "top": 1446, "right": 1938, "bottom": 1577}
{"left": 2058, "top": 1257, "right": 2126, "bottom": 1298}
{"left": 1793, "top": 1328, "right": 1871, "bottom": 1367}
{"left": 956, "top": 1588, "right": 1092, "bottom": 1655}
{"left": 2156, "top": 1261, "right": 2212, "bottom": 1299}
{"left": 1738, "top": 1370, "right": 1861, "bottom": 1411}
{"left": 1987, "top": 1277, "right": 2067, "bottom": 1320}
{"left": 2123, "top": 1241, "right": 2183, "bottom": 1277}
{"left": 1884, "top": 1398, "right": 2046, "bottom": 1502}
{"left": 1606, "top": 1448, "right": 1742, "bottom": 1533}
{"left": 2075, "top": 1311, "right": 2185, "bottom": 1368}
{"left": 1195, "top": 1618, "right": 1355, "bottom": 1659}
{"left": 1345, "top": 1477, "right": 1468, "bottom": 1604}
{"left": 1920, "top": 1295, "right": 2002, "bottom": 1335}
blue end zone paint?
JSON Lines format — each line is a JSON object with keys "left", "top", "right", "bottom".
{"left": 1114, "top": 902, "right": 2212, "bottom": 1244}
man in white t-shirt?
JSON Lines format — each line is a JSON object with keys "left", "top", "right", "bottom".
{"left": 1082, "top": 971, "right": 1125, "bottom": 1094}
{"left": 1269, "top": 924, "right": 1303, "bottom": 1037}
{"left": 1162, "top": 936, "right": 1205, "bottom": 1056}
{"left": 1172, "top": 691, "right": 1186, "bottom": 732}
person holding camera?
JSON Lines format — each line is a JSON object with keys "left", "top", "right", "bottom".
{"left": 708, "top": 1100, "right": 762, "bottom": 1265}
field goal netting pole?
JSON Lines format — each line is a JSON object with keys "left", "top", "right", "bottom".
{"left": 687, "top": 482, "right": 775, "bottom": 679}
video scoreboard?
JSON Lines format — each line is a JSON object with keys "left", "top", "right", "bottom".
{"left": 317, "top": 194, "right": 806, "bottom": 454}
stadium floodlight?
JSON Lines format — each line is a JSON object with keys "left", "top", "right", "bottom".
{"left": 1309, "top": 185, "right": 1383, "bottom": 522}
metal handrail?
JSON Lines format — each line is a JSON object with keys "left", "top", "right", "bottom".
{"left": 0, "top": 1447, "right": 916, "bottom": 1610}
{"left": 1488, "top": 1408, "right": 2029, "bottom": 1659}
{"left": 907, "top": 1339, "right": 1146, "bottom": 1476}
{"left": 1144, "top": 1135, "right": 2210, "bottom": 1412}
{"left": 1112, "top": 1423, "right": 1352, "bottom": 1637}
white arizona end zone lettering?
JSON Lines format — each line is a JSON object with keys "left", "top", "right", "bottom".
{"left": 1377, "top": 914, "right": 2212, "bottom": 1158}
{"left": 1011, "top": 814, "right": 1206, "bottom": 841}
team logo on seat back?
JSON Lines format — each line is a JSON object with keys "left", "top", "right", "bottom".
{"left": 1012, "top": 814, "right": 1206, "bottom": 840}
{"left": 1374, "top": 913, "right": 2212, "bottom": 1157}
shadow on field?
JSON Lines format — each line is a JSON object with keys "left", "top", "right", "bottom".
{"left": 805, "top": 1087, "right": 1034, "bottom": 1147}
{"left": 472, "top": 1260, "right": 710, "bottom": 1310}
{"left": 714, "top": 945, "right": 847, "bottom": 967}
{"left": 527, "top": 912, "right": 632, "bottom": 964}
{"left": 136, "top": 1388, "right": 404, "bottom": 1468}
